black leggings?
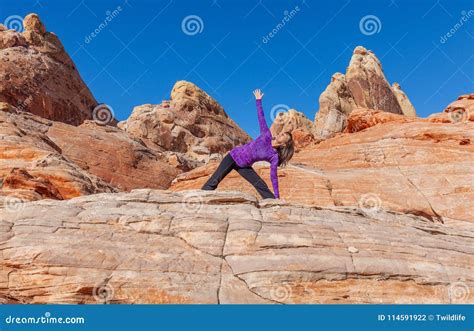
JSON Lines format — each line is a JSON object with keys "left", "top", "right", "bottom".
{"left": 201, "top": 153, "right": 275, "bottom": 199}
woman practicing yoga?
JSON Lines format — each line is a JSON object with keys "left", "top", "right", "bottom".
{"left": 201, "top": 89, "right": 294, "bottom": 199}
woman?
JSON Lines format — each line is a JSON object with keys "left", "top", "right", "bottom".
{"left": 201, "top": 89, "right": 294, "bottom": 199}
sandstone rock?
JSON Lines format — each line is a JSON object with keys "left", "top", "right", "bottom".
{"left": 0, "top": 29, "right": 27, "bottom": 48}
{"left": 0, "top": 102, "right": 17, "bottom": 113}
{"left": 0, "top": 103, "right": 183, "bottom": 198}
{"left": 346, "top": 46, "right": 403, "bottom": 113}
{"left": 120, "top": 81, "right": 250, "bottom": 165}
{"left": 0, "top": 13, "right": 97, "bottom": 125}
{"left": 0, "top": 189, "right": 472, "bottom": 304}
{"left": 426, "top": 112, "right": 453, "bottom": 123}
{"left": 172, "top": 109, "right": 474, "bottom": 224}
{"left": 0, "top": 108, "right": 116, "bottom": 200}
{"left": 2, "top": 168, "right": 63, "bottom": 200}
{"left": 23, "top": 13, "right": 46, "bottom": 35}
{"left": 270, "top": 109, "right": 317, "bottom": 149}
{"left": 47, "top": 120, "right": 181, "bottom": 191}
{"left": 441, "top": 93, "right": 474, "bottom": 123}
{"left": 392, "top": 83, "right": 416, "bottom": 117}
{"left": 314, "top": 46, "right": 410, "bottom": 139}
{"left": 344, "top": 107, "right": 412, "bottom": 133}
{"left": 347, "top": 105, "right": 474, "bottom": 133}
{"left": 290, "top": 128, "right": 318, "bottom": 149}
{"left": 314, "top": 72, "right": 355, "bottom": 138}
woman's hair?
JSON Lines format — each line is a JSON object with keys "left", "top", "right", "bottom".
{"left": 275, "top": 132, "right": 295, "bottom": 167}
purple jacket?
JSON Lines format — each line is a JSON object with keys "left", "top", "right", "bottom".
{"left": 229, "top": 99, "right": 280, "bottom": 198}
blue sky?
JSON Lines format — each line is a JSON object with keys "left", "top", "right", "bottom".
{"left": 1, "top": 0, "right": 473, "bottom": 137}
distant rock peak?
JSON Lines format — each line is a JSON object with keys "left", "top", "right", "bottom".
{"left": 0, "top": 13, "right": 97, "bottom": 125}
{"left": 314, "top": 45, "right": 416, "bottom": 139}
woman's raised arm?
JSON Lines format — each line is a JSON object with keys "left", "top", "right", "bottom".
{"left": 253, "top": 89, "right": 269, "bottom": 134}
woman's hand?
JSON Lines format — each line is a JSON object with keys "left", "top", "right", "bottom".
{"left": 253, "top": 89, "right": 264, "bottom": 100}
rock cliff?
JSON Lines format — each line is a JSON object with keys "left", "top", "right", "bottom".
{"left": 0, "top": 14, "right": 97, "bottom": 125}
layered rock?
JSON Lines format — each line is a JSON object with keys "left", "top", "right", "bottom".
{"left": 119, "top": 81, "right": 251, "bottom": 165}
{"left": 2, "top": 168, "right": 63, "bottom": 200}
{"left": 346, "top": 105, "right": 473, "bottom": 133}
{"left": 270, "top": 108, "right": 318, "bottom": 149}
{"left": 314, "top": 46, "right": 413, "bottom": 138}
{"left": 1, "top": 189, "right": 472, "bottom": 304}
{"left": 172, "top": 108, "right": 474, "bottom": 224}
{"left": 440, "top": 93, "right": 474, "bottom": 122}
{"left": 0, "top": 105, "right": 115, "bottom": 201}
{"left": 47, "top": 120, "right": 181, "bottom": 192}
{"left": 344, "top": 107, "right": 412, "bottom": 133}
{"left": 0, "top": 13, "right": 97, "bottom": 125}
{"left": 0, "top": 103, "right": 182, "bottom": 199}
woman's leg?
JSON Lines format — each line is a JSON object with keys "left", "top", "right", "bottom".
{"left": 201, "top": 153, "right": 236, "bottom": 190}
{"left": 235, "top": 166, "right": 275, "bottom": 199}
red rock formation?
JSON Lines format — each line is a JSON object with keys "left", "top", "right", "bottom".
{"left": 119, "top": 81, "right": 251, "bottom": 165}
{"left": 314, "top": 46, "right": 414, "bottom": 138}
{"left": 441, "top": 93, "right": 474, "bottom": 122}
{"left": 172, "top": 108, "right": 474, "bottom": 224}
{"left": 0, "top": 56, "right": 250, "bottom": 198}
{"left": 345, "top": 47, "right": 403, "bottom": 113}
{"left": 270, "top": 109, "right": 318, "bottom": 149}
{"left": 2, "top": 168, "right": 63, "bottom": 200}
{"left": 0, "top": 100, "right": 187, "bottom": 200}
{"left": 344, "top": 108, "right": 412, "bottom": 133}
{"left": 0, "top": 105, "right": 115, "bottom": 201}
{"left": 0, "top": 14, "right": 97, "bottom": 125}
{"left": 48, "top": 120, "right": 181, "bottom": 191}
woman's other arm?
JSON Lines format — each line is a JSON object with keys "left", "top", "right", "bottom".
{"left": 270, "top": 154, "right": 280, "bottom": 199}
